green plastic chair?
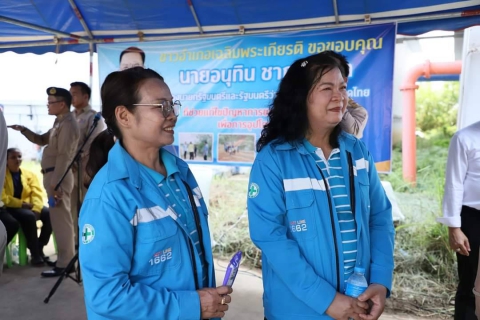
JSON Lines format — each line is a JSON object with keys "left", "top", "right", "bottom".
{"left": 4, "top": 230, "right": 57, "bottom": 268}
{"left": 5, "top": 228, "right": 28, "bottom": 268}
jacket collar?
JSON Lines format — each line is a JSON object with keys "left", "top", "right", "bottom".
{"left": 273, "top": 131, "right": 358, "bottom": 154}
{"left": 106, "top": 141, "right": 190, "bottom": 188}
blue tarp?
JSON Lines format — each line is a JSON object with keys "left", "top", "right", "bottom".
{"left": 0, "top": 0, "right": 479, "bottom": 54}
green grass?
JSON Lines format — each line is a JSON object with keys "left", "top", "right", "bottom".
{"left": 208, "top": 174, "right": 262, "bottom": 267}
{"left": 380, "top": 140, "right": 457, "bottom": 318}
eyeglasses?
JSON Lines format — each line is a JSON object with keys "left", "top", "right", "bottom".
{"left": 133, "top": 100, "right": 181, "bottom": 118}
{"left": 46, "top": 100, "right": 64, "bottom": 106}
{"left": 120, "top": 64, "right": 144, "bottom": 71}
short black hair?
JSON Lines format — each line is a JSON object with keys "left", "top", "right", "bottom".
{"left": 70, "top": 81, "right": 91, "bottom": 99}
{"left": 7, "top": 148, "right": 21, "bottom": 157}
{"left": 119, "top": 47, "right": 146, "bottom": 64}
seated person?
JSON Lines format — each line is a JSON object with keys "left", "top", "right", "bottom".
{"left": 1, "top": 148, "right": 53, "bottom": 266}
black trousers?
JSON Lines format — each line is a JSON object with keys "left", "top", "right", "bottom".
{"left": 455, "top": 205, "right": 480, "bottom": 320}
{"left": 0, "top": 206, "right": 52, "bottom": 259}
{"left": 0, "top": 207, "right": 19, "bottom": 244}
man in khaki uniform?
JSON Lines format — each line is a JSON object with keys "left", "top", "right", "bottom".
{"left": 69, "top": 82, "right": 105, "bottom": 243}
{"left": 9, "top": 87, "right": 79, "bottom": 277}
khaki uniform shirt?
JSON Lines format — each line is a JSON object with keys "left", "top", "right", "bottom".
{"left": 73, "top": 105, "right": 106, "bottom": 168}
{"left": 22, "top": 112, "right": 80, "bottom": 189}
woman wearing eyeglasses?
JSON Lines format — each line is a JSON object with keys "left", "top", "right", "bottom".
{"left": 79, "top": 67, "right": 232, "bottom": 320}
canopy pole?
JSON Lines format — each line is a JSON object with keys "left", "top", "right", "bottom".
{"left": 67, "top": 0, "right": 95, "bottom": 91}
{"left": 0, "top": 15, "right": 88, "bottom": 42}
{"left": 332, "top": 0, "right": 340, "bottom": 24}
{"left": 1, "top": 9, "right": 479, "bottom": 49}
{"left": 68, "top": 0, "right": 94, "bottom": 39}
{"left": 187, "top": 0, "right": 204, "bottom": 34}
{"left": 89, "top": 43, "right": 94, "bottom": 90}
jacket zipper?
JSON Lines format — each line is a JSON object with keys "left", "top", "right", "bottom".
{"left": 182, "top": 180, "right": 207, "bottom": 290}
{"left": 347, "top": 152, "right": 357, "bottom": 229}
{"left": 316, "top": 166, "right": 340, "bottom": 292}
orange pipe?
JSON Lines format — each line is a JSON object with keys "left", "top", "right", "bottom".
{"left": 400, "top": 60, "right": 462, "bottom": 184}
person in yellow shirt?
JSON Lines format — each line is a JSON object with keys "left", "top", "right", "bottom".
{"left": 1, "top": 148, "right": 53, "bottom": 266}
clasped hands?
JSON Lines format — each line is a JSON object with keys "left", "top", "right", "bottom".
{"left": 326, "top": 284, "right": 387, "bottom": 320}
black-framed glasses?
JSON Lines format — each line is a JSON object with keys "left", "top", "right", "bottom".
{"left": 46, "top": 100, "right": 64, "bottom": 106}
{"left": 133, "top": 100, "right": 181, "bottom": 118}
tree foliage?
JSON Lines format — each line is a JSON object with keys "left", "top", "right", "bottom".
{"left": 416, "top": 82, "right": 459, "bottom": 139}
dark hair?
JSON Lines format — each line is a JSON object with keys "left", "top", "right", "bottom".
{"left": 256, "top": 52, "right": 347, "bottom": 152}
{"left": 119, "top": 47, "right": 146, "bottom": 64}
{"left": 322, "top": 50, "right": 350, "bottom": 77}
{"left": 84, "top": 67, "right": 164, "bottom": 187}
{"left": 70, "top": 81, "right": 91, "bottom": 99}
{"left": 6, "top": 148, "right": 20, "bottom": 157}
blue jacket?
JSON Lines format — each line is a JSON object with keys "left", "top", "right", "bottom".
{"left": 79, "top": 141, "right": 216, "bottom": 320}
{"left": 247, "top": 133, "right": 395, "bottom": 320}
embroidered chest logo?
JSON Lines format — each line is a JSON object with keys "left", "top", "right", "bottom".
{"left": 290, "top": 219, "right": 308, "bottom": 233}
{"left": 248, "top": 183, "right": 260, "bottom": 198}
{"left": 82, "top": 224, "right": 95, "bottom": 244}
{"left": 149, "top": 247, "right": 173, "bottom": 265}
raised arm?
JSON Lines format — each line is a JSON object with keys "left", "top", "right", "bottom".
{"left": 8, "top": 124, "right": 50, "bottom": 146}
{"left": 340, "top": 100, "right": 368, "bottom": 138}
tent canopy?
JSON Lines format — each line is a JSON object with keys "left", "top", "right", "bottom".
{"left": 1, "top": 0, "right": 479, "bottom": 54}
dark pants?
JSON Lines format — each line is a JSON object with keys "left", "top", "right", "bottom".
{"left": 0, "top": 207, "right": 19, "bottom": 244}
{"left": 0, "top": 206, "right": 52, "bottom": 260}
{"left": 455, "top": 206, "right": 480, "bottom": 320}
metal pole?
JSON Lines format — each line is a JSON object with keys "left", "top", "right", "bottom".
{"left": 0, "top": 40, "right": 80, "bottom": 49}
{"left": 187, "top": 0, "right": 204, "bottom": 34}
{"left": 332, "top": 0, "right": 340, "bottom": 24}
{"left": 89, "top": 43, "right": 94, "bottom": 90}
{"left": 90, "top": 10, "right": 479, "bottom": 43}
{"left": 67, "top": 0, "right": 94, "bottom": 40}
{"left": 0, "top": 15, "right": 88, "bottom": 42}
{"left": 1, "top": 10, "right": 478, "bottom": 49}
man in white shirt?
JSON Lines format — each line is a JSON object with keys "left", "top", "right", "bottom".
{"left": 438, "top": 121, "right": 480, "bottom": 320}
{"left": 0, "top": 108, "right": 8, "bottom": 276}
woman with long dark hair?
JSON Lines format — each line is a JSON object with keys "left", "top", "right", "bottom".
{"left": 248, "top": 52, "right": 394, "bottom": 320}
{"left": 79, "top": 67, "right": 232, "bottom": 319}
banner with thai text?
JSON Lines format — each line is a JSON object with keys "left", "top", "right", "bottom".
{"left": 97, "top": 23, "right": 396, "bottom": 171}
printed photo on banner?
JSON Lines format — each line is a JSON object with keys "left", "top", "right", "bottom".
{"left": 119, "top": 47, "right": 146, "bottom": 70}
{"left": 218, "top": 133, "right": 255, "bottom": 164}
{"left": 178, "top": 132, "right": 213, "bottom": 162}
{"left": 97, "top": 23, "right": 396, "bottom": 171}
